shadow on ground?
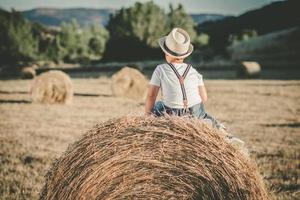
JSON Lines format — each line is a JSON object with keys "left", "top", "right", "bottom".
{"left": 0, "top": 90, "right": 112, "bottom": 97}
{"left": 0, "top": 99, "right": 31, "bottom": 104}
{"left": 263, "top": 123, "right": 300, "bottom": 128}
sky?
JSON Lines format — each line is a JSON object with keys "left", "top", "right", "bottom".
{"left": 0, "top": 0, "right": 282, "bottom": 15}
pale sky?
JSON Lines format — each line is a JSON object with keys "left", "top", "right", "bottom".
{"left": 0, "top": 0, "right": 283, "bottom": 15}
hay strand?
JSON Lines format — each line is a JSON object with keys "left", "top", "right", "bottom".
{"left": 111, "top": 67, "right": 147, "bottom": 101}
{"left": 40, "top": 116, "right": 269, "bottom": 200}
{"left": 30, "top": 70, "right": 73, "bottom": 104}
{"left": 21, "top": 67, "right": 36, "bottom": 79}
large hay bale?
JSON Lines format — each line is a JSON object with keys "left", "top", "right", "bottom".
{"left": 237, "top": 61, "right": 261, "bottom": 78}
{"left": 21, "top": 67, "right": 36, "bottom": 79}
{"left": 40, "top": 116, "right": 269, "bottom": 200}
{"left": 30, "top": 70, "right": 73, "bottom": 104}
{"left": 111, "top": 67, "right": 147, "bottom": 101}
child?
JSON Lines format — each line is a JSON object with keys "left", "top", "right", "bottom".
{"left": 145, "top": 28, "right": 245, "bottom": 147}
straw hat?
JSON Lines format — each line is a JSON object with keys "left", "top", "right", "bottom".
{"left": 158, "top": 28, "right": 193, "bottom": 59}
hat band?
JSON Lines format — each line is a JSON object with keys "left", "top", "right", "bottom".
{"left": 163, "top": 42, "right": 188, "bottom": 57}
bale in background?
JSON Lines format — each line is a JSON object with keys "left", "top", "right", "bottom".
{"left": 30, "top": 70, "right": 73, "bottom": 104}
{"left": 21, "top": 66, "right": 36, "bottom": 79}
{"left": 40, "top": 116, "right": 269, "bottom": 200}
{"left": 111, "top": 67, "right": 147, "bottom": 101}
{"left": 237, "top": 61, "right": 261, "bottom": 78}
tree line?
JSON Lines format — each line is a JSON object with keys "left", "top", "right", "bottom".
{"left": 1, "top": 1, "right": 257, "bottom": 67}
{"left": 0, "top": 9, "right": 109, "bottom": 66}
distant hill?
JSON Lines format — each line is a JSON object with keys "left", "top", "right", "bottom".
{"left": 198, "top": 0, "right": 300, "bottom": 52}
{"left": 228, "top": 27, "right": 300, "bottom": 67}
{"left": 22, "top": 8, "right": 228, "bottom": 27}
{"left": 22, "top": 8, "right": 114, "bottom": 27}
{"left": 191, "top": 14, "right": 227, "bottom": 24}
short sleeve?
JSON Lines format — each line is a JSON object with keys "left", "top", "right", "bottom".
{"left": 149, "top": 66, "right": 161, "bottom": 86}
{"left": 197, "top": 72, "right": 204, "bottom": 86}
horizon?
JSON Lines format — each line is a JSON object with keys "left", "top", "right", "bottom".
{"left": 0, "top": 0, "right": 283, "bottom": 15}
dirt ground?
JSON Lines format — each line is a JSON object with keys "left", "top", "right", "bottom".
{"left": 0, "top": 77, "right": 299, "bottom": 200}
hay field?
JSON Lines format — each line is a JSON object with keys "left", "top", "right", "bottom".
{"left": 0, "top": 77, "right": 299, "bottom": 200}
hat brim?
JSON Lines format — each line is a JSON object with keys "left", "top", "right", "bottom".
{"left": 158, "top": 37, "right": 193, "bottom": 59}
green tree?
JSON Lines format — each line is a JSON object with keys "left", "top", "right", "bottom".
{"left": 105, "top": 1, "right": 207, "bottom": 61}
{"left": 107, "top": 1, "right": 167, "bottom": 47}
{"left": 193, "top": 33, "right": 210, "bottom": 47}
{"left": 58, "top": 19, "right": 88, "bottom": 62}
{"left": 53, "top": 19, "right": 109, "bottom": 63}
{"left": 167, "top": 4, "right": 197, "bottom": 42}
{"left": 229, "top": 29, "right": 258, "bottom": 46}
{"left": 44, "top": 35, "right": 63, "bottom": 62}
{"left": 88, "top": 24, "right": 109, "bottom": 59}
{"left": 0, "top": 9, "right": 38, "bottom": 65}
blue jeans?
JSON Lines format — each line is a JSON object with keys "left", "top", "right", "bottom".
{"left": 151, "top": 101, "right": 223, "bottom": 129}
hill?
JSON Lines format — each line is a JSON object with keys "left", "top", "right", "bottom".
{"left": 228, "top": 27, "right": 300, "bottom": 68}
{"left": 22, "top": 8, "right": 114, "bottom": 27}
{"left": 21, "top": 8, "right": 228, "bottom": 27}
{"left": 191, "top": 14, "right": 227, "bottom": 24}
{"left": 198, "top": 0, "right": 299, "bottom": 52}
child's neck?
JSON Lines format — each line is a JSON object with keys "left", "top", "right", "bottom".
{"left": 168, "top": 59, "right": 184, "bottom": 64}
{"left": 172, "top": 61, "right": 184, "bottom": 64}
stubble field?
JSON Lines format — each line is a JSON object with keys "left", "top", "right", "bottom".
{"left": 0, "top": 77, "right": 299, "bottom": 199}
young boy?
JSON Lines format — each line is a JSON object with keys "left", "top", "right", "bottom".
{"left": 145, "top": 28, "right": 245, "bottom": 147}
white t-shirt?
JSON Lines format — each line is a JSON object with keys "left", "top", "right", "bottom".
{"left": 149, "top": 63, "right": 204, "bottom": 108}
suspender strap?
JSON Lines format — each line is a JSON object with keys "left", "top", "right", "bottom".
{"left": 167, "top": 63, "right": 191, "bottom": 108}
{"left": 182, "top": 64, "right": 191, "bottom": 79}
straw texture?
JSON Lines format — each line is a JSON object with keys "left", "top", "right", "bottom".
{"left": 40, "top": 116, "right": 269, "bottom": 200}
{"left": 30, "top": 70, "right": 73, "bottom": 104}
{"left": 111, "top": 67, "right": 147, "bottom": 101}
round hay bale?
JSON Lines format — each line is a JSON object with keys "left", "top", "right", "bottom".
{"left": 30, "top": 70, "right": 73, "bottom": 104}
{"left": 21, "top": 67, "right": 36, "bottom": 79}
{"left": 111, "top": 67, "right": 147, "bottom": 101}
{"left": 237, "top": 61, "right": 261, "bottom": 78}
{"left": 40, "top": 116, "right": 269, "bottom": 200}
{"left": 31, "top": 64, "right": 39, "bottom": 69}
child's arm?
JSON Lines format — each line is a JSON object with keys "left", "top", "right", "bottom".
{"left": 198, "top": 85, "right": 208, "bottom": 103}
{"left": 145, "top": 85, "right": 160, "bottom": 115}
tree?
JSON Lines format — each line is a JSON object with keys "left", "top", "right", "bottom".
{"left": 0, "top": 9, "right": 38, "bottom": 65}
{"left": 54, "top": 19, "right": 109, "bottom": 63}
{"left": 57, "top": 19, "right": 87, "bottom": 62}
{"left": 0, "top": 9, "right": 110, "bottom": 66}
{"left": 229, "top": 29, "right": 258, "bottom": 46}
{"left": 88, "top": 24, "right": 109, "bottom": 59}
{"left": 193, "top": 33, "right": 210, "bottom": 47}
{"left": 167, "top": 4, "right": 197, "bottom": 42}
{"left": 107, "top": 1, "right": 167, "bottom": 47}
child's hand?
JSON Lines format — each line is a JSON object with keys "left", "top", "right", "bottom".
{"left": 145, "top": 111, "right": 152, "bottom": 116}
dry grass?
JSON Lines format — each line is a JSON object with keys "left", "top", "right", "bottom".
{"left": 0, "top": 78, "right": 299, "bottom": 200}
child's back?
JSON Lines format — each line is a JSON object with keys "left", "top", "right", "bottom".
{"left": 150, "top": 62, "right": 204, "bottom": 109}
